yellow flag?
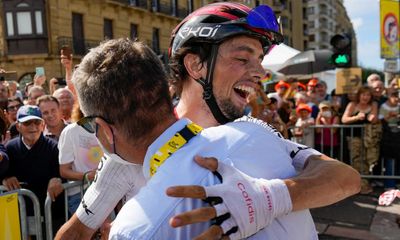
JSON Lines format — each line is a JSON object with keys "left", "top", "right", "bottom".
{"left": 0, "top": 192, "right": 21, "bottom": 240}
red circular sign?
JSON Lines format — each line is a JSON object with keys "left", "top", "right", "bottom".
{"left": 383, "top": 13, "right": 399, "bottom": 45}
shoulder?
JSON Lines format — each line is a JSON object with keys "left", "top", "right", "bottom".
{"left": 6, "top": 137, "right": 20, "bottom": 150}
{"left": 232, "top": 116, "right": 285, "bottom": 138}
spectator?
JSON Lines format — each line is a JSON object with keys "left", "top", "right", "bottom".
{"left": 53, "top": 88, "right": 75, "bottom": 122}
{"left": 1, "top": 105, "right": 64, "bottom": 235}
{"left": 366, "top": 73, "right": 381, "bottom": 87}
{"left": 7, "top": 80, "right": 23, "bottom": 101}
{"left": 0, "top": 81, "right": 9, "bottom": 110}
{"left": 294, "top": 103, "right": 315, "bottom": 147}
{"left": 262, "top": 97, "right": 288, "bottom": 138}
{"left": 268, "top": 80, "right": 289, "bottom": 108}
{"left": 6, "top": 97, "right": 23, "bottom": 124}
{"left": 248, "top": 83, "right": 270, "bottom": 119}
{"left": 315, "top": 101, "right": 339, "bottom": 158}
{"left": 6, "top": 97, "right": 23, "bottom": 139}
{"left": 306, "top": 78, "right": 318, "bottom": 94}
{"left": 59, "top": 103, "right": 102, "bottom": 214}
{"left": 37, "top": 95, "right": 68, "bottom": 140}
{"left": 371, "top": 80, "right": 387, "bottom": 107}
{"left": 0, "top": 144, "right": 8, "bottom": 177}
{"left": 316, "top": 80, "right": 330, "bottom": 102}
{"left": 379, "top": 90, "right": 400, "bottom": 189}
{"left": 342, "top": 86, "right": 379, "bottom": 194}
{"left": 26, "top": 85, "right": 45, "bottom": 105}
{"left": 277, "top": 99, "right": 297, "bottom": 139}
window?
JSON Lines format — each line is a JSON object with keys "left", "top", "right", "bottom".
{"left": 187, "top": 0, "right": 193, "bottom": 13}
{"left": 281, "top": 16, "right": 289, "bottom": 29}
{"left": 4, "top": 1, "right": 46, "bottom": 37}
{"left": 309, "top": 34, "right": 315, "bottom": 42}
{"left": 2, "top": 0, "right": 48, "bottom": 54}
{"left": 152, "top": 0, "right": 160, "bottom": 12}
{"left": 104, "top": 18, "right": 113, "bottom": 40}
{"left": 152, "top": 28, "right": 160, "bottom": 54}
{"left": 172, "top": 0, "right": 178, "bottom": 16}
{"left": 307, "top": 7, "right": 314, "bottom": 15}
{"left": 130, "top": 24, "right": 138, "bottom": 40}
{"left": 72, "top": 13, "right": 85, "bottom": 55}
{"left": 309, "top": 21, "right": 315, "bottom": 29}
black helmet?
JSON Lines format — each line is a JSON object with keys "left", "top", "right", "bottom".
{"left": 169, "top": 2, "right": 283, "bottom": 57}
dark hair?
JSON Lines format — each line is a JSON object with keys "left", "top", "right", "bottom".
{"left": 169, "top": 43, "right": 212, "bottom": 95}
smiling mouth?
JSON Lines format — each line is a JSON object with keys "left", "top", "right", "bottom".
{"left": 234, "top": 85, "right": 255, "bottom": 99}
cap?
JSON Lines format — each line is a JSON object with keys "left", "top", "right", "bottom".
{"left": 274, "top": 80, "right": 290, "bottom": 92}
{"left": 17, "top": 105, "right": 43, "bottom": 123}
{"left": 307, "top": 78, "right": 319, "bottom": 87}
{"left": 297, "top": 83, "right": 306, "bottom": 91}
{"left": 296, "top": 103, "right": 312, "bottom": 114}
{"left": 318, "top": 101, "right": 331, "bottom": 110}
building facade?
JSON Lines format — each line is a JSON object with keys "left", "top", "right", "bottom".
{"left": 0, "top": 0, "right": 203, "bottom": 85}
{"left": 304, "top": 0, "right": 357, "bottom": 65}
{"left": 0, "top": 0, "right": 358, "bottom": 87}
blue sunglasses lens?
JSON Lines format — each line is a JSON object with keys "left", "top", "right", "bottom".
{"left": 247, "top": 5, "right": 279, "bottom": 33}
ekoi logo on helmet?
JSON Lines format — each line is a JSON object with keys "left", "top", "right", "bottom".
{"left": 178, "top": 25, "right": 222, "bottom": 39}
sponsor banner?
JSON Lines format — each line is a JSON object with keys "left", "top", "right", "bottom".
{"left": 0, "top": 191, "right": 21, "bottom": 240}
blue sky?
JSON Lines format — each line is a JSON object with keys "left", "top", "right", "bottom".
{"left": 344, "top": 0, "right": 386, "bottom": 70}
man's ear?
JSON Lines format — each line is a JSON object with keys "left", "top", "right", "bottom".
{"left": 183, "top": 53, "right": 204, "bottom": 80}
{"left": 95, "top": 118, "right": 114, "bottom": 145}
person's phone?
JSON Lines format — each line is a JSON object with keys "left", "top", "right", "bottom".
{"left": 56, "top": 78, "right": 67, "bottom": 86}
{"left": 35, "top": 67, "right": 45, "bottom": 76}
{"left": 60, "top": 46, "right": 72, "bottom": 60}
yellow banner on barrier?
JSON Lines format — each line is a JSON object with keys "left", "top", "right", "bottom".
{"left": 0, "top": 192, "right": 21, "bottom": 240}
{"left": 380, "top": 0, "right": 400, "bottom": 59}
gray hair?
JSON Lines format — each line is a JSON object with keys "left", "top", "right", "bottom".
{"left": 73, "top": 38, "right": 172, "bottom": 142}
{"left": 366, "top": 73, "right": 381, "bottom": 86}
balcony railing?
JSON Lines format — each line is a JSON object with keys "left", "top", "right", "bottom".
{"left": 111, "top": 0, "right": 148, "bottom": 9}
{"left": 57, "top": 37, "right": 100, "bottom": 56}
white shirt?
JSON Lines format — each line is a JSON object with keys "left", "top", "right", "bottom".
{"left": 58, "top": 123, "right": 103, "bottom": 195}
{"left": 110, "top": 117, "right": 320, "bottom": 239}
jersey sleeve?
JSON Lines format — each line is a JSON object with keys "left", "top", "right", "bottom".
{"left": 282, "top": 138, "right": 321, "bottom": 170}
{"left": 75, "top": 155, "right": 143, "bottom": 229}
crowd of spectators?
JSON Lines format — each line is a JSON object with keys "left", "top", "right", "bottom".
{"left": 0, "top": 49, "right": 102, "bottom": 237}
{"left": 0, "top": 46, "right": 398, "bottom": 237}
{"left": 248, "top": 74, "right": 400, "bottom": 194}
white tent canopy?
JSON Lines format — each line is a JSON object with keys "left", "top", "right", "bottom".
{"left": 262, "top": 43, "right": 300, "bottom": 72}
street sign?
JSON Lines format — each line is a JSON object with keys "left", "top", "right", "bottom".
{"left": 384, "top": 60, "right": 399, "bottom": 73}
{"left": 336, "top": 67, "right": 362, "bottom": 94}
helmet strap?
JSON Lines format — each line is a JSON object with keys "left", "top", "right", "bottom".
{"left": 195, "top": 44, "right": 231, "bottom": 125}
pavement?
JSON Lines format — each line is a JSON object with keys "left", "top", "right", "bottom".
{"left": 311, "top": 187, "right": 400, "bottom": 240}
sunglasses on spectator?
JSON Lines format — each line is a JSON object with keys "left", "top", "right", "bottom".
{"left": 20, "top": 119, "right": 42, "bottom": 127}
{"left": 77, "top": 116, "right": 113, "bottom": 134}
{"left": 7, "top": 104, "right": 21, "bottom": 112}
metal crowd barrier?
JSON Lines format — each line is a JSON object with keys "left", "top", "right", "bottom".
{"left": 0, "top": 186, "right": 43, "bottom": 240}
{"left": 45, "top": 180, "right": 82, "bottom": 240}
{"left": 291, "top": 124, "right": 400, "bottom": 180}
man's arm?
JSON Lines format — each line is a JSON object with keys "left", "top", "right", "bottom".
{"left": 167, "top": 155, "right": 360, "bottom": 238}
{"left": 55, "top": 214, "right": 96, "bottom": 240}
{"left": 285, "top": 154, "right": 360, "bottom": 211}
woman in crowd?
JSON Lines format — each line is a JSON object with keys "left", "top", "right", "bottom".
{"left": 342, "top": 86, "right": 379, "bottom": 194}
